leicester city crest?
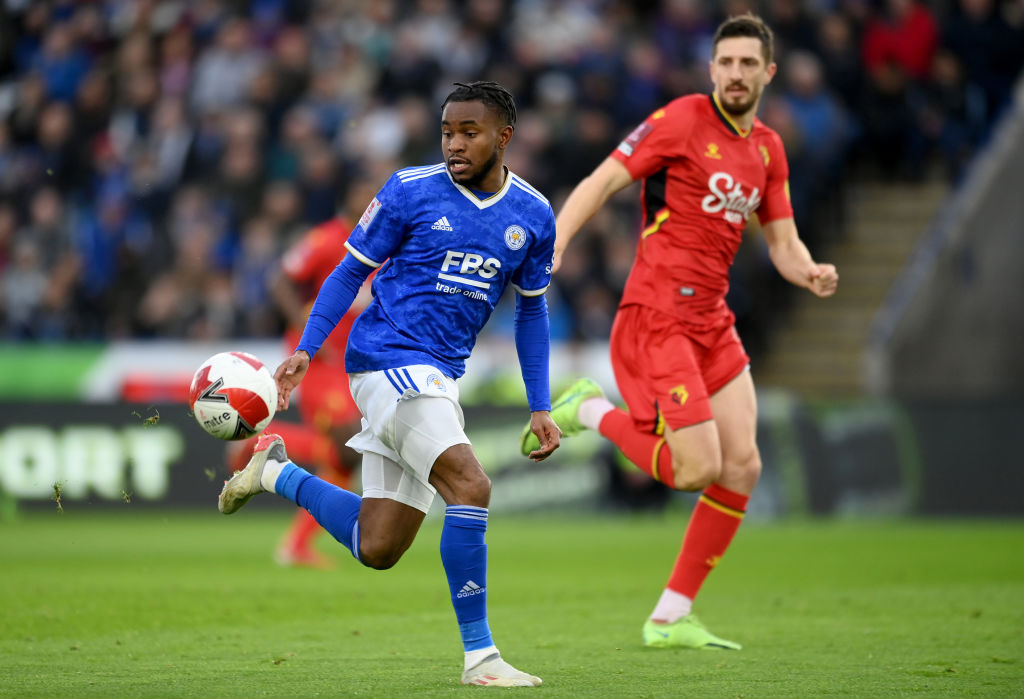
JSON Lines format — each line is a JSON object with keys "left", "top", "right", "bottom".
{"left": 504, "top": 225, "right": 526, "bottom": 250}
{"left": 426, "top": 373, "right": 446, "bottom": 392}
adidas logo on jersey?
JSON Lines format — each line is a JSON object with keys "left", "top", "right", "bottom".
{"left": 457, "top": 580, "right": 485, "bottom": 598}
{"left": 432, "top": 216, "right": 454, "bottom": 231}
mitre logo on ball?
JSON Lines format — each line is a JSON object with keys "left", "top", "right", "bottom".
{"left": 189, "top": 352, "right": 278, "bottom": 440}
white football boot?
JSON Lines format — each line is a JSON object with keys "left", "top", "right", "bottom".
{"left": 218, "top": 433, "right": 287, "bottom": 514}
{"left": 461, "top": 653, "right": 542, "bottom": 687}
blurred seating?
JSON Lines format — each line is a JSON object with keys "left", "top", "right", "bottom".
{"left": 0, "top": 0, "right": 1020, "bottom": 360}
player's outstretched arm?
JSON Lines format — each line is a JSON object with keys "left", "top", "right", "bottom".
{"left": 525, "top": 411, "right": 561, "bottom": 461}
{"left": 274, "top": 350, "right": 310, "bottom": 412}
{"left": 513, "top": 293, "right": 560, "bottom": 460}
{"left": 762, "top": 217, "right": 838, "bottom": 298}
{"left": 553, "top": 157, "right": 633, "bottom": 272}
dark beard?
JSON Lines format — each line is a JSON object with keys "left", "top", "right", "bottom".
{"left": 720, "top": 88, "right": 759, "bottom": 117}
{"left": 455, "top": 148, "right": 501, "bottom": 189}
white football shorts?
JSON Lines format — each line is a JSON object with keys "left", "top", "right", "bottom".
{"left": 346, "top": 365, "right": 469, "bottom": 513}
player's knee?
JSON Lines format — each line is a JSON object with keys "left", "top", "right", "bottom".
{"left": 357, "top": 530, "right": 411, "bottom": 570}
{"left": 359, "top": 541, "right": 404, "bottom": 570}
{"left": 722, "top": 446, "right": 762, "bottom": 491}
{"left": 451, "top": 469, "right": 491, "bottom": 507}
{"left": 670, "top": 456, "right": 720, "bottom": 492}
{"left": 741, "top": 448, "right": 762, "bottom": 479}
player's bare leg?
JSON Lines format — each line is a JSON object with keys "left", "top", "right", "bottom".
{"left": 646, "top": 371, "right": 759, "bottom": 649}
{"left": 710, "top": 370, "right": 761, "bottom": 496}
{"left": 663, "top": 420, "right": 722, "bottom": 491}
{"left": 354, "top": 498, "right": 426, "bottom": 570}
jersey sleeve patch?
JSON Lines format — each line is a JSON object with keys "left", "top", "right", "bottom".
{"left": 359, "top": 197, "right": 383, "bottom": 230}
{"left": 616, "top": 121, "right": 653, "bottom": 158}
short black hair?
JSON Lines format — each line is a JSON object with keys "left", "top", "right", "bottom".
{"left": 713, "top": 13, "right": 775, "bottom": 65}
{"left": 441, "top": 81, "right": 517, "bottom": 127}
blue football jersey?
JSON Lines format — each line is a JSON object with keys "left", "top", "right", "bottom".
{"left": 343, "top": 163, "right": 556, "bottom": 378}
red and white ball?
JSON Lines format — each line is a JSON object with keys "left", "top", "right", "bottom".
{"left": 189, "top": 352, "right": 278, "bottom": 440}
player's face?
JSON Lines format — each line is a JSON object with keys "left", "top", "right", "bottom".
{"left": 441, "top": 100, "right": 513, "bottom": 192}
{"left": 710, "top": 37, "right": 777, "bottom": 118}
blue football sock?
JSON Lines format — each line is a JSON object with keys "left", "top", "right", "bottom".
{"left": 277, "top": 463, "right": 362, "bottom": 562}
{"left": 441, "top": 505, "right": 493, "bottom": 652}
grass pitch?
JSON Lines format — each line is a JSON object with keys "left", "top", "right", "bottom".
{"left": 1, "top": 508, "right": 1022, "bottom": 697}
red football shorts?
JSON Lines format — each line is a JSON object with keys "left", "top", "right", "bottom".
{"left": 609, "top": 304, "right": 750, "bottom": 433}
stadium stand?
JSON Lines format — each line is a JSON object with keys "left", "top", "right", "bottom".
{"left": 0, "top": 0, "right": 1021, "bottom": 377}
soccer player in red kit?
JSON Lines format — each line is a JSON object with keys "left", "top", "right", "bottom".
{"left": 229, "top": 211, "right": 373, "bottom": 567}
{"left": 522, "top": 14, "right": 838, "bottom": 649}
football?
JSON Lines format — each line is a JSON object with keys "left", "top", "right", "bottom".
{"left": 188, "top": 351, "right": 278, "bottom": 440}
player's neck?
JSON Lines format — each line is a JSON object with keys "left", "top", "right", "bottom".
{"left": 476, "top": 164, "right": 507, "bottom": 194}
{"left": 733, "top": 109, "right": 756, "bottom": 132}
{"left": 711, "top": 92, "right": 758, "bottom": 135}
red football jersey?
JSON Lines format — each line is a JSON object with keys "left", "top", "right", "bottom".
{"left": 281, "top": 218, "right": 367, "bottom": 357}
{"left": 611, "top": 94, "right": 793, "bottom": 332}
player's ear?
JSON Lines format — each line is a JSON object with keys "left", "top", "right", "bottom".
{"left": 498, "top": 124, "right": 514, "bottom": 149}
{"left": 764, "top": 62, "right": 778, "bottom": 83}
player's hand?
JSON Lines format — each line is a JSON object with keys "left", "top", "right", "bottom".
{"left": 526, "top": 411, "right": 561, "bottom": 462}
{"left": 551, "top": 246, "right": 565, "bottom": 274}
{"left": 808, "top": 263, "right": 838, "bottom": 298}
{"left": 274, "top": 351, "right": 310, "bottom": 411}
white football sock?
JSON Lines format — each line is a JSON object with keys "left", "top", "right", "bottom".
{"left": 650, "top": 588, "right": 693, "bottom": 624}
{"left": 260, "top": 459, "right": 286, "bottom": 493}
{"left": 577, "top": 396, "right": 615, "bottom": 431}
{"left": 464, "top": 645, "right": 499, "bottom": 671}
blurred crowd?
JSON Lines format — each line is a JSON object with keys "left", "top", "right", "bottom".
{"left": 0, "top": 0, "right": 1021, "bottom": 358}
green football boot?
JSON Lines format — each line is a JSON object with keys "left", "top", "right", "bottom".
{"left": 519, "top": 377, "right": 605, "bottom": 456}
{"left": 642, "top": 615, "right": 742, "bottom": 650}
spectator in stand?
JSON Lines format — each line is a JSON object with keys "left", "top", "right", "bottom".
{"left": 31, "top": 22, "right": 92, "bottom": 103}
{"left": 72, "top": 68, "right": 115, "bottom": 159}
{"left": 158, "top": 25, "right": 194, "bottom": 99}
{"left": 19, "top": 187, "right": 79, "bottom": 339}
{"left": 33, "top": 100, "right": 84, "bottom": 193}
{"left": 190, "top": 17, "right": 264, "bottom": 114}
{"left": 780, "top": 50, "right": 852, "bottom": 244}
{"left": 7, "top": 71, "right": 48, "bottom": 146}
{"left": 916, "top": 49, "right": 989, "bottom": 182}
{"left": 259, "top": 179, "right": 307, "bottom": 244}
{"left": 861, "top": 0, "right": 938, "bottom": 82}
{"left": 765, "top": 0, "right": 821, "bottom": 54}
{"left": 2, "top": 237, "right": 49, "bottom": 339}
{"left": 815, "top": 11, "right": 864, "bottom": 113}
{"left": 859, "top": 59, "right": 918, "bottom": 178}
{"left": 233, "top": 215, "right": 281, "bottom": 338}
{"left": 942, "top": 0, "right": 1024, "bottom": 126}
{"left": 209, "top": 109, "right": 266, "bottom": 226}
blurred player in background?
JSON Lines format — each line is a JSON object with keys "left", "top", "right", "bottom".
{"left": 228, "top": 183, "right": 377, "bottom": 567}
{"left": 522, "top": 14, "right": 838, "bottom": 650}
{"left": 219, "top": 81, "right": 561, "bottom": 686}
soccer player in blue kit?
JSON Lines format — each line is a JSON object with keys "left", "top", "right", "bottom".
{"left": 218, "top": 82, "right": 561, "bottom": 688}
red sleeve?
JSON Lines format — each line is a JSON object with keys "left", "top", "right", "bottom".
{"left": 281, "top": 229, "right": 323, "bottom": 284}
{"left": 755, "top": 131, "right": 793, "bottom": 225}
{"left": 282, "top": 220, "right": 351, "bottom": 286}
{"left": 610, "top": 100, "right": 691, "bottom": 181}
